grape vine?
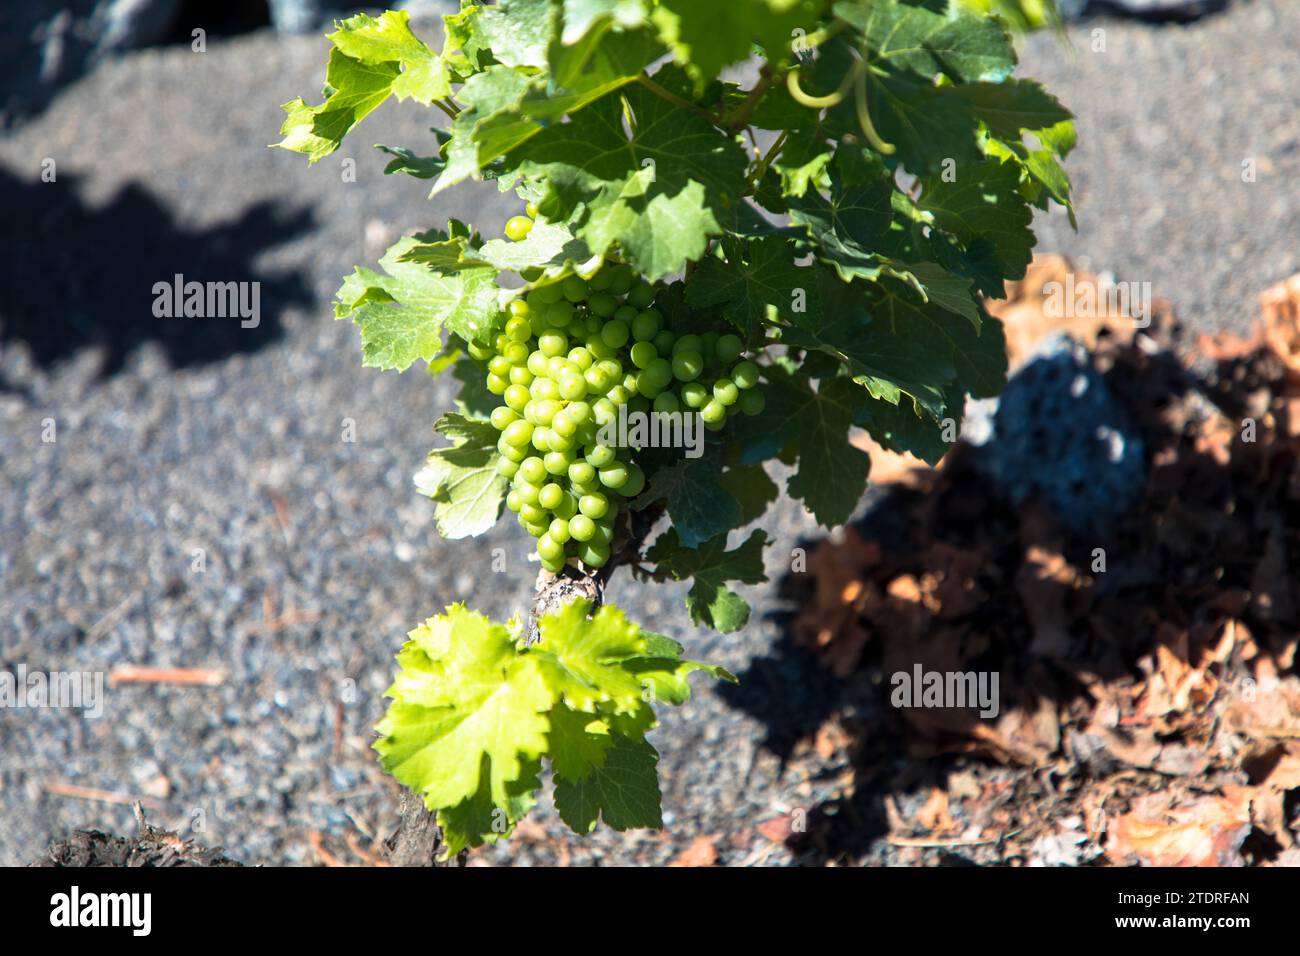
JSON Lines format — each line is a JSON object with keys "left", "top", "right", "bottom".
{"left": 276, "top": 0, "right": 1073, "bottom": 858}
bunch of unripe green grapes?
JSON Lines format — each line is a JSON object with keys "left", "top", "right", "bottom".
{"left": 469, "top": 211, "right": 767, "bottom": 573}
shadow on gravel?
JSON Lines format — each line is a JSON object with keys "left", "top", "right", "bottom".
{"left": 0, "top": 166, "right": 314, "bottom": 383}
{"left": 723, "top": 331, "right": 1300, "bottom": 864}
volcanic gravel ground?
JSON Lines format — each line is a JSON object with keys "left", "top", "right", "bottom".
{"left": 1, "top": 2, "right": 1296, "bottom": 865}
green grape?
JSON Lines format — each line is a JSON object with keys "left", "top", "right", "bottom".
{"left": 543, "top": 450, "right": 571, "bottom": 475}
{"left": 504, "top": 317, "right": 530, "bottom": 343}
{"left": 588, "top": 267, "right": 613, "bottom": 292}
{"left": 569, "top": 514, "right": 596, "bottom": 542}
{"left": 497, "top": 437, "right": 528, "bottom": 462}
{"left": 566, "top": 400, "right": 592, "bottom": 425}
{"left": 503, "top": 341, "right": 529, "bottom": 365}
{"left": 485, "top": 373, "right": 508, "bottom": 395}
{"left": 633, "top": 373, "right": 663, "bottom": 400}
{"left": 519, "top": 498, "right": 547, "bottom": 520}
{"left": 534, "top": 282, "right": 565, "bottom": 304}
{"left": 566, "top": 347, "right": 594, "bottom": 371}
{"left": 553, "top": 491, "right": 578, "bottom": 520}
{"left": 490, "top": 406, "right": 518, "bottom": 431}
{"left": 519, "top": 457, "right": 546, "bottom": 485}
{"left": 537, "top": 533, "right": 565, "bottom": 563}
{"left": 614, "top": 304, "right": 637, "bottom": 324}
{"left": 589, "top": 518, "right": 614, "bottom": 547}
{"left": 538, "top": 330, "right": 568, "bottom": 358}
{"left": 530, "top": 378, "right": 560, "bottom": 403}
{"left": 700, "top": 399, "right": 726, "bottom": 424}
{"left": 626, "top": 282, "right": 657, "bottom": 309}
{"left": 586, "top": 337, "right": 616, "bottom": 360}
{"left": 732, "top": 360, "right": 760, "bottom": 389}
{"left": 588, "top": 292, "right": 618, "bottom": 317}
{"left": 558, "top": 374, "right": 587, "bottom": 401}
{"left": 508, "top": 366, "right": 533, "bottom": 387}
{"left": 545, "top": 300, "right": 574, "bottom": 328}
{"left": 568, "top": 461, "right": 596, "bottom": 485}
{"left": 606, "top": 385, "right": 631, "bottom": 406}
{"left": 607, "top": 265, "right": 635, "bottom": 296}
{"left": 504, "top": 384, "right": 530, "bottom": 412}
{"left": 622, "top": 371, "right": 640, "bottom": 393}
{"left": 716, "top": 333, "right": 744, "bottom": 363}
{"left": 505, "top": 490, "right": 523, "bottom": 513}
{"left": 598, "top": 461, "right": 629, "bottom": 489}
{"left": 652, "top": 329, "right": 676, "bottom": 355}
{"left": 522, "top": 518, "right": 550, "bottom": 538}
{"left": 496, "top": 457, "right": 520, "bottom": 479}
{"left": 509, "top": 298, "right": 530, "bottom": 319}
{"left": 622, "top": 462, "right": 645, "bottom": 498}
{"left": 639, "top": 358, "right": 671, "bottom": 391}
{"left": 526, "top": 351, "right": 549, "bottom": 377}
{"left": 538, "top": 483, "right": 564, "bottom": 510}
{"left": 531, "top": 426, "right": 552, "bottom": 452}
{"left": 680, "top": 381, "right": 708, "bottom": 408}
{"left": 585, "top": 443, "right": 616, "bottom": 467}
{"left": 487, "top": 355, "right": 511, "bottom": 378}
{"left": 701, "top": 330, "right": 719, "bottom": 359}
{"left": 467, "top": 341, "right": 494, "bottom": 362}
{"left": 540, "top": 552, "right": 567, "bottom": 573}
{"left": 739, "top": 389, "right": 765, "bottom": 416}
{"left": 525, "top": 201, "right": 539, "bottom": 218}
{"left": 597, "top": 357, "right": 623, "bottom": 380}
{"left": 713, "top": 379, "right": 739, "bottom": 406}
{"left": 503, "top": 419, "right": 534, "bottom": 448}
{"left": 504, "top": 215, "right": 533, "bottom": 241}
{"left": 671, "top": 350, "right": 704, "bottom": 382}
{"left": 631, "top": 309, "right": 660, "bottom": 341}
{"left": 547, "top": 430, "right": 576, "bottom": 453}
{"left": 583, "top": 365, "right": 612, "bottom": 394}
{"left": 551, "top": 409, "right": 577, "bottom": 438}
{"left": 579, "top": 493, "right": 609, "bottom": 519}
{"left": 592, "top": 398, "right": 617, "bottom": 427}
{"left": 562, "top": 275, "right": 588, "bottom": 302}
{"left": 627, "top": 395, "right": 651, "bottom": 418}
{"left": 653, "top": 392, "right": 680, "bottom": 414}
{"left": 515, "top": 480, "right": 542, "bottom": 506}
{"left": 577, "top": 540, "right": 610, "bottom": 568}
{"left": 548, "top": 517, "right": 571, "bottom": 543}
{"left": 672, "top": 334, "right": 703, "bottom": 356}
{"left": 630, "top": 340, "right": 658, "bottom": 370}
{"left": 525, "top": 399, "right": 558, "bottom": 426}
{"left": 601, "top": 319, "right": 630, "bottom": 349}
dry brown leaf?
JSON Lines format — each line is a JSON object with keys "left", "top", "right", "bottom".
{"left": 985, "top": 254, "right": 1156, "bottom": 370}
{"left": 1106, "top": 791, "right": 1251, "bottom": 866}
{"left": 668, "top": 835, "right": 719, "bottom": 867}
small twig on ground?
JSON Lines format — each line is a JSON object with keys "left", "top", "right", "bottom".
{"left": 108, "top": 665, "right": 226, "bottom": 687}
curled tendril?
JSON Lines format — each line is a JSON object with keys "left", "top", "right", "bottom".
{"left": 853, "top": 66, "right": 896, "bottom": 156}
{"left": 786, "top": 63, "right": 856, "bottom": 109}
{"left": 786, "top": 59, "right": 896, "bottom": 157}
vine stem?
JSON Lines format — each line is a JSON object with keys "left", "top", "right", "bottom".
{"left": 635, "top": 74, "right": 719, "bottom": 124}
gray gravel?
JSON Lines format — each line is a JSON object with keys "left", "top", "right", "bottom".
{"left": 1, "top": 2, "right": 1296, "bottom": 866}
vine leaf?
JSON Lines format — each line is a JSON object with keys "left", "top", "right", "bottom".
{"left": 685, "top": 235, "right": 816, "bottom": 341}
{"left": 413, "top": 414, "right": 508, "bottom": 539}
{"left": 647, "top": 529, "right": 770, "bottom": 632}
{"left": 504, "top": 68, "right": 748, "bottom": 280}
{"left": 634, "top": 451, "right": 744, "bottom": 548}
{"left": 554, "top": 731, "right": 663, "bottom": 833}
{"left": 917, "top": 159, "right": 1036, "bottom": 287}
{"left": 335, "top": 233, "right": 504, "bottom": 370}
{"left": 374, "top": 605, "right": 553, "bottom": 858}
{"left": 733, "top": 375, "right": 872, "bottom": 527}
{"left": 275, "top": 11, "right": 452, "bottom": 164}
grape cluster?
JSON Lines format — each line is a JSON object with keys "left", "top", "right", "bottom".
{"left": 473, "top": 210, "right": 767, "bottom": 572}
